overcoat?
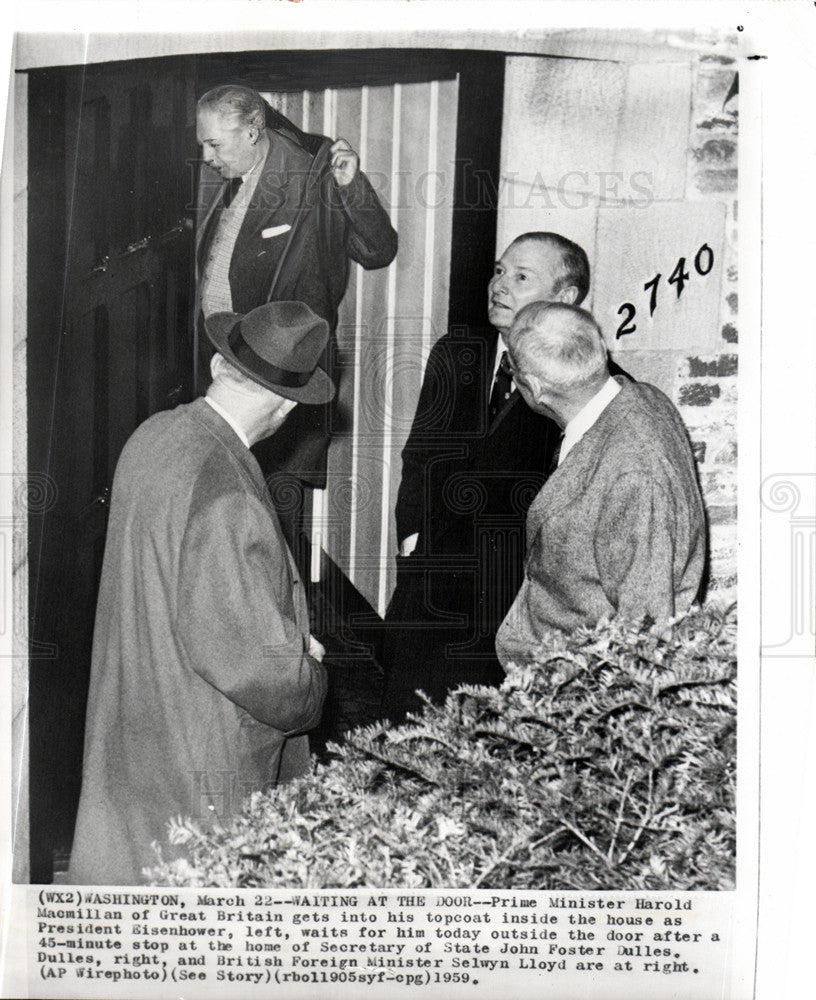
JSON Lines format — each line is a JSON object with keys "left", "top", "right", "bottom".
{"left": 196, "top": 110, "right": 398, "bottom": 487}
{"left": 496, "top": 378, "right": 706, "bottom": 667}
{"left": 69, "top": 399, "right": 327, "bottom": 885}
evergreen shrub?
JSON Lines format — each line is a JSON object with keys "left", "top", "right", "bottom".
{"left": 149, "top": 605, "right": 736, "bottom": 890}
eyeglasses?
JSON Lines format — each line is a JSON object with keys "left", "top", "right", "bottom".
{"left": 501, "top": 352, "right": 519, "bottom": 378}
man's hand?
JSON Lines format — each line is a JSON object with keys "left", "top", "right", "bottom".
{"left": 399, "top": 533, "right": 420, "bottom": 558}
{"left": 330, "top": 138, "right": 359, "bottom": 188}
{"left": 308, "top": 635, "right": 326, "bottom": 663}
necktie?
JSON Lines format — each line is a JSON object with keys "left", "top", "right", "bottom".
{"left": 223, "top": 176, "right": 243, "bottom": 208}
{"left": 488, "top": 351, "right": 513, "bottom": 419}
{"left": 548, "top": 433, "right": 564, "bottom": 475}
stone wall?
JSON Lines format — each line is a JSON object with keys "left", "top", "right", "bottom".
{"left": 498, "top": 39, "right": 738, "bottom": 592}
{"left": 678, "top": 55, "right": 739, "bottom": 591}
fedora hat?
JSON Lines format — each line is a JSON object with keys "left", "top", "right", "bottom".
{"left": 205, "top": 301, "right": 335, "bottom": 404}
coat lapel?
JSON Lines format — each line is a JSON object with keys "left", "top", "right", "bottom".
{"left": 232, "top": 131, "right": 312, "bottom": 266}
{"left": 261, "top": 138, "right": 333, "bottom": 304}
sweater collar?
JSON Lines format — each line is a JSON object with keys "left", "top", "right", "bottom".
{"left": 559, "top": 376, "right": 622, "bottom": 466}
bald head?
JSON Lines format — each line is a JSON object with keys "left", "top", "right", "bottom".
{"left": 488, "top": 232, "right": 590, "bottom": 337}
{"left": 507, "top": 302, "right": 610, "bottom": 423}
{"left": 512, "top": 233, "right": 590, "bottom": 304}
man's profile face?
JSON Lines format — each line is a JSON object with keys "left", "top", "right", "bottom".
{"left": 196, "top": 109, "right": 258, "bottom": 179}
{"left": 488, "top": 239, "right": 567, "bottom": 336}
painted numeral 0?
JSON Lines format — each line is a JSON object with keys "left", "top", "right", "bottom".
{"left": 694, "top": 243, "right": 714, "bottom": 276}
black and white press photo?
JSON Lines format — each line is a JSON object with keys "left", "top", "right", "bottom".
{"left": 1, "top": 3, "right": 814, "bottom": 999}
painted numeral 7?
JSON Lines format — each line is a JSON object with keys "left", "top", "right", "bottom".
{"left": 643, "top": 273, "right": 661, "bottom": 317}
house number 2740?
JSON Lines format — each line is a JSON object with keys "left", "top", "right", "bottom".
{"left": 616, "top": 243, "right": 715, "bottom": 340}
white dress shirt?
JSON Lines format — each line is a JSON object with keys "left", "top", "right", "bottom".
{"left": 559, "top": 376, "right": 621, "bottom": 466}
{"left": 200, "top": 152, "right": 266, "bottom": 317}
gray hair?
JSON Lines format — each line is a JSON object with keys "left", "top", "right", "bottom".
{"left": 197, "top": 85, "right": 267, "bottom": 130}
{"left": 510, "top": 301, "right": 609, "bottom": 392}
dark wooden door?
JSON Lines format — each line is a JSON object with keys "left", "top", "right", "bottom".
{"left": 26, "top": 55, "right": 197, "bottom": 882}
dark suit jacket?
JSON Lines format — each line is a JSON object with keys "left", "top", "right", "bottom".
{"left": 395, "top": 327, "right": 559, "bottom": 560}
{"left": 381, "top": 327, "right": 559, "bottom": 718}
{"left": 381, "top": 326, "right": 631, "bottom": 719}
{"left": 196, "top": 118, "right": 397, "bottom": 486}
{"left": 69, "top": 399, "right": 327, "bottom": 884}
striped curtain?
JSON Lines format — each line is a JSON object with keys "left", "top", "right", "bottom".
{"left": 263, "top": 80, "right": 458, "bottom": 615}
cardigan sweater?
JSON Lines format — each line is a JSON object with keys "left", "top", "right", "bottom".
{"left": 496, "top": 378, "right": 706, "bottom": 667}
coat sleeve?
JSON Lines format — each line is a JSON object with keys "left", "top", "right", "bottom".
{"left": 395, "top": 435, "right": 428, "bottom": 549}
{"left": 175, "top": 490, "right": 327, "bottom": 733}
{"left": 393, "top": 340, "right": 450, "bottom": 546}
{"left": 593, "top": 472, "right": 680, "bottom": 624}
{"left": 336, "top": 170, "right": 398, "bottom": 270}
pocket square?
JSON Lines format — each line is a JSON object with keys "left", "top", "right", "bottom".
{"left": 262, "top": 224, "right": 291, "bottom": 239}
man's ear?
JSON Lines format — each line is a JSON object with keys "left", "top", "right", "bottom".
{"left": 516, "top": 370, "right": 544, "bottom": 405}
{"left": 529, "top": 372, "right": 547, "bottom": 405}
{"left": 267, "top": 396, "right": 298, "bottom": 435}
{"left": 210, "top": 352, "right": 229, "bottom": 380}
{"left": 555, "top": 285, "right": 580, "bottom": 305}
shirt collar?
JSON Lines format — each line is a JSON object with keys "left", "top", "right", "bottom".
{"left": 241, "top": 134, "right": 269, "bottom": 182}
{"left": 241, "top": 155, "right": 263, "bottom": 183}
{"left": 204, "top": 396, "right": 251, "bottom": 449}
{"left": 559, "top": 376, "right": 621, "bottom": 466}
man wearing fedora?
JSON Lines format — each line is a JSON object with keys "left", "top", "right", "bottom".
{"left": 69, "top": 301, "right": 332, "bottom": 885}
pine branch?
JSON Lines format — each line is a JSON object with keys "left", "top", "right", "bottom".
{"left": 607, "top": 771, "right": 635, "bottom": 864}
{"left": 556, "top": 817, "right": 611, "bottom": 869}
